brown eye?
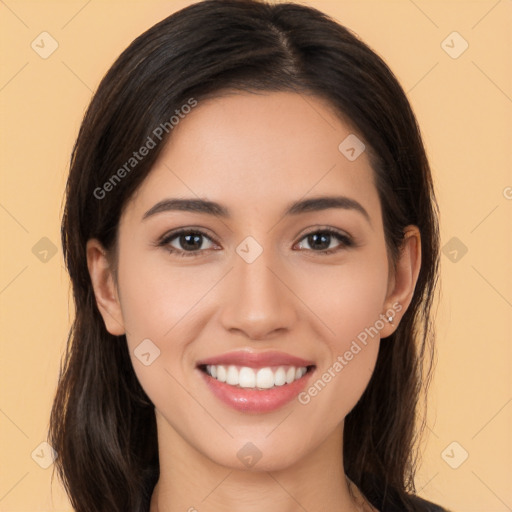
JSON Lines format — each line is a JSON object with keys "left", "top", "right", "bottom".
{"left": 159, "top": 230, "right": 216, "bottom": 257}
{"left": 296, "top": 229, "right": 353, "bottom": 254}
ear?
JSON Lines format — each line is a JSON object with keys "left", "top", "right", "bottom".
{"left": 86, "top": 238, "right": 126, "bottom": 335}
{"left": 380, "top": 225, "right": 422, "bottom": 339}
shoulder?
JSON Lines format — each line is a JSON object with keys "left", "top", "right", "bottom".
{"left": 359, "top": 473, "right": 451, "bottom": 512}
{"left": 408, "top": 493, "right": 452, "bottom": 512}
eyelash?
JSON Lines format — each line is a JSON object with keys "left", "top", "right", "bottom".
{"left": 156, "top": 227, "right": 355, "bottom": 258}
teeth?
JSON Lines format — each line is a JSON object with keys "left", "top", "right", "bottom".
{"left": 274, "top": 367, "right": 286, "bottom": 386}
{"left": 204, "top": 364, "right": 309, "bottom": 389}
{"left": 239, "top": 367, "right": 256, "bottom": 388}
{"left": 226, "top": 365, "right": 239, "bottom": 386}
{"left": 216, "top": 365, "right": 226, "bottom": 382}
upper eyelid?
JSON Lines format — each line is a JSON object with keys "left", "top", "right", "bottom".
{"left": 159, "top": 227, "right": 219, "bottom": 246}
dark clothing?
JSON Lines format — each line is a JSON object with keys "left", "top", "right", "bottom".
{"left": 362, "top": 473, "right": 450, "bottom": 511}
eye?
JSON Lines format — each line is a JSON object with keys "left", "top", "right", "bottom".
{"left": 158, "top": 229, "right": 217, "bottom": 257}
{"left": 156, "top": 227, "right": 354, "bottom": 258}
{"left": 295, "top": 228, "right": 354, "bottom": 255}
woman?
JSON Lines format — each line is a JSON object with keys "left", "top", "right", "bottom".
{"left": 49, "top": 1, "right": 447, "bottom": 510}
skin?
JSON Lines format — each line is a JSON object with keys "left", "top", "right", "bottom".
{"left": 87, "top": 91, "right": 421, "bottom": 512}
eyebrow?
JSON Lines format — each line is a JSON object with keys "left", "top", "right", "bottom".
{"left": 142, "top": 195, "right": 371, "bottom": 225}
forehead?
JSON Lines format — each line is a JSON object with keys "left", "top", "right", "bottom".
{"left": 123, "top": 91, "right": 380, "bottom": 224}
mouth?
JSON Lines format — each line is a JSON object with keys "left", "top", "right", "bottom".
{"left": 195, "top": 350, "right": 316, "bottom": 413}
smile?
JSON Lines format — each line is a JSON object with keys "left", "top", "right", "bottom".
{"left": 195, "top": 350, "right": 316, "bottom": 413}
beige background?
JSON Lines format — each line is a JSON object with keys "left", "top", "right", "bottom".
{"left": 0, "top": 0, "right": 511, "bottom": 510}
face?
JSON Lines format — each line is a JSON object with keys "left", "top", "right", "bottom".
{"left": 88, "top": 91, "right": 417, "bottom": 472}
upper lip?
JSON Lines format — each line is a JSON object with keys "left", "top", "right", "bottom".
{"left": 196, "top": 350, "right": 315, "bottom": 369}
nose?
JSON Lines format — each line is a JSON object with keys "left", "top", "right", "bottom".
{"left": 219, "top": 248, "right": 298, "bottom": 341}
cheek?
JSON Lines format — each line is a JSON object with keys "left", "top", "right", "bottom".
{"left": 115, "top": 250, "right": 223, "bottom": 394}
{"left": 117, "top": 246, "right": 222, "bottom": 341}
{"left": 325, "top": 266, "right": 388, "bottom": 342}
{"left": 297, "top": 245, "right": 390, "bottom": 344}
{"left": 294, "top": 249, "right": 388, "bottom": 416}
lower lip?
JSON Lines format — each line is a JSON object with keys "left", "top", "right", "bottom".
{"left": 198, "top": 367, "right": 315, "bottom": 413}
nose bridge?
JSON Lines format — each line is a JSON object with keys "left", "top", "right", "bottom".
{"left": 219, "top": 241, "right": 296, "bottom": 339}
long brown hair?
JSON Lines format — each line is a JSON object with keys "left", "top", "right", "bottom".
{"left": 49, "top": 1, "right": 440, "bottom": 510}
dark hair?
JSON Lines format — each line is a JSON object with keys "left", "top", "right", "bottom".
{"left": 49, "top": 1, "right": 440, "bottom": 510}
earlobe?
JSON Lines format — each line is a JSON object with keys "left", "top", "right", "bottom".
{"left": 380, "top": 226, "right": 422, "bottom": 339}
{"left": 86, "top": 239, "right": 126, "bottom": 335}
